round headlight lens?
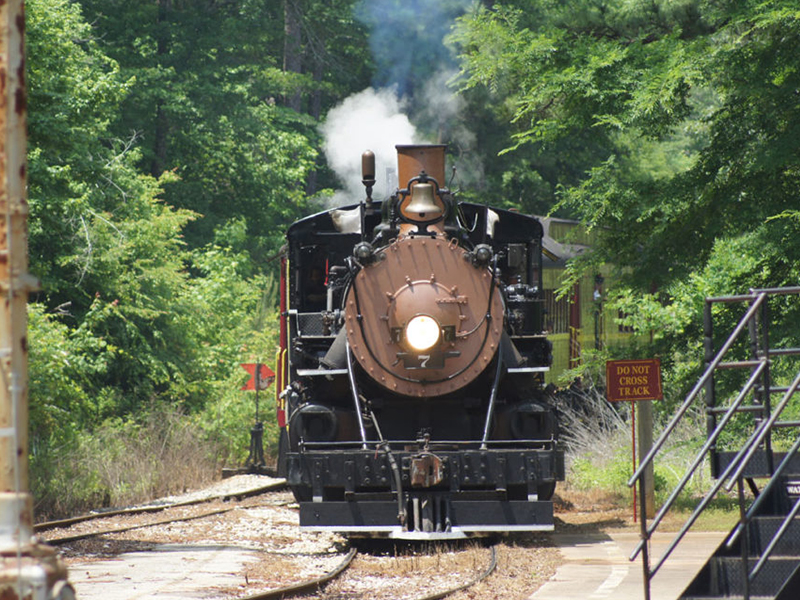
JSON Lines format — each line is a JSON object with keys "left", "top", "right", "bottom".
{"left": 405, "top": 315, "right": 441, "bottom": 351}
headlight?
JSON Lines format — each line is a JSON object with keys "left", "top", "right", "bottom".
{"left": 405, "top": 315, "right": 441, "bottom": 351}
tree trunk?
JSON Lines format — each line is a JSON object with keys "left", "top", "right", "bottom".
{"left": 151, "top": 0, "right": 171, "bottom": 176}
{"left": 152, "top": 101, "right": 168, "bottom": 177}
{"left": 283, "top": 0, "right": 303, "bottom": 111}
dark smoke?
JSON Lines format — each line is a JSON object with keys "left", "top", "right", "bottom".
{"left": 355, "top": 0, "right": 473, "bottom": 100}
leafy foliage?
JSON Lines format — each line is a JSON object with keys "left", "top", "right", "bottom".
{"left": 454, "top": 0, "right": 800, "bottom": 287}
{"left": 75, "top": 0, "right": 371, "bottom": 259}
{"left": 452, "top": 1, "right": 800, "bottom": 406}
{"left": 25, "top": 0, "right": 800, "bottom": 515}
{"left": 25, "top": 0, "right": 292, "bottom": 515}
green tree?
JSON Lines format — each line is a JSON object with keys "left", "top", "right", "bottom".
{"left": 26, "top": 0, "right": 131, "bottom": 300}
{"left": 26, "top": 0, "right": 276, "bottom": 430}
{"left": 454, "top": 1, "right": 800, "bottom": 288}
{"left": 75, "top": 0, "right": 373, "bottom": 259}
{"left": 452, "top": 1, "right": 800, "bottom": 399}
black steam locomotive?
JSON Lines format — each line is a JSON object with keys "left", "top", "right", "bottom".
{"left": 276, "top": 144, "right": 563, "bottom": 538}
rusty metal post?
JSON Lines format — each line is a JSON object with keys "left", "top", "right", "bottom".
{"left": 0, "top": 1, "right": 74, "bottom": 598}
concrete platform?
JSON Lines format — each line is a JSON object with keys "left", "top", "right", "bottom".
{"left": 65, "top": 525, "right": 725, "bottom": 599}
{"left": 69, "top": 543, "right": 260, "bottom": 600}
{"left": 530, "top": 530, "right": 726, "bottom": 600}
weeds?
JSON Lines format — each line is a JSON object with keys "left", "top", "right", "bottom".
{"left": 32, "top": 404, "right": 233, "bottom": 520}
{"left": 555, "top": 382, "right": 732, "bottom": 514}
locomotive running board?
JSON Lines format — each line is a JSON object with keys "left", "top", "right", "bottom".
{"left": 298, "top": 499, "right": 554, "bottom": 537}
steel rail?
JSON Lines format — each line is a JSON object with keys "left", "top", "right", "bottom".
{"left": 43, "top": 506, "right": 237, "bottom": 545}
{"left": 35, "top": 479, "right": 286, "bottom": 533}
{"left": 411, "top": 545, "right": 498, "bottom": 600}
{"left": 240, "top": 546, "right": 357, "bottom": 600}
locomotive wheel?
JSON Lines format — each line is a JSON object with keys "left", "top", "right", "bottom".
{"left": 537, "top": 482, "right": 556, "bottom": 501}
{"left": 277, "top": 428, "right": 289, "bottom": 478}
{"left": 292, "top": 484, "right": 312, "bottom": 502}
{"left": 507, "top": 482, "right": 556, "bottom": 501}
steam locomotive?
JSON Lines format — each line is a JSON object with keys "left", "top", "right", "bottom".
{"left": 276, "top": 144, "right": 563, "bottom": 538}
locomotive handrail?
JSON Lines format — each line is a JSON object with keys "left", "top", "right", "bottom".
{"left": 480, "top": 343, "right": 504, "bottom": 449}
{"left": 299, "top": 438, "right": 558, "bottom": 449}
{"left": 507, "top": 366, "right": 549, "bottom": 373}
{"left": 345, "top": 337, "right": 369, "bottom": 449}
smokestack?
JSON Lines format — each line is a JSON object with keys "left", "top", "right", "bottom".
{"left": 396, "top": 144, "right": 447, "bottom": 187}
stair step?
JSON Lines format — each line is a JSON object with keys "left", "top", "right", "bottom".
{"left": 682, "top": 597, "right": 771, "bottom": 600}
{"left": 713, "top": 451, "right": 800, "bottom": 478}
{"left": 747, "top": 516, "right": 800, "bottom": 556}
{"left": 709, "top": 556, "right": 800, "bottom": 596}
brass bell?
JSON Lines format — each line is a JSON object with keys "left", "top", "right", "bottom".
{"left": 404, "top": 182, "right": 443, "bottom": 220}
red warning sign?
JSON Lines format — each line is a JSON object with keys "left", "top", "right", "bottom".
{"left": 241, "top": 363, "right": 275, "bottom": 391}
{"left": 606, "top": 359, "right": 662, "bottom": 402}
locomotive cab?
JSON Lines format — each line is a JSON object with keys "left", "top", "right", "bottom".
{"left": 277, "top": 144, "right": 563, "bottom": 538}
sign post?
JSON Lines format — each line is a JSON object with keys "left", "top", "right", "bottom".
{"left": 606, "top": 359, "right": 663, "bottom": 520}
{"left": 238, "top": 363, "right": 275, "bottom": 475}
{"left": 241, "top": 362, "right": 276, "bottom": 422}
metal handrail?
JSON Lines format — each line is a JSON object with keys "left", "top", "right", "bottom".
{"left": 639, "top": 403, "right": 776, "bottom": 578}
{"left": 723, "top": 369, "right": 800, "bottom": 491}
{"left": 629, "top": 362, "right": 767, "bottom": 562}
{"left": 627, "top": 288, "right": 800, "bottom": 600}
{"left": 722, "top": 371, "right": 800, "bottom": 591}
{"left": 726, "top": 378, "right": 800, "bottom": 549}
{"left": 627, "top": 294, "right": 767, "bottom": 488}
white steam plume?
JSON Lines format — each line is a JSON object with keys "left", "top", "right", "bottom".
{"left": 321, "top": 87, "right": 424, "bottom": 206}
{"left": 416, "top": 68, "right": 483, "bottom": 189}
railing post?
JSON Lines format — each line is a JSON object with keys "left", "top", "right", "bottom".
{"left": 639, "top": 474, "right": 651, "bottom": 600}
{"left": 760, "top": 296, "right": 773, "bottom": 473}
{"left": 703, "top": 300, "right": 717, "bottom": 472}
{"left": 737, "top": 476, "right": 750, "bottom": 600}
{"left": 0, "top": 2, "right": 74, "bottom": 597}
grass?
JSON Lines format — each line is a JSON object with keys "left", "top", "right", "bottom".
{"left": 32, "top": 405, "right": 236, "bottom": 520}
{"left": 556, "top": 383, "right": 744, "bottom": 534}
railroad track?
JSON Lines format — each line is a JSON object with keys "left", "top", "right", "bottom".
{"left": 421, "top": 545, "right": 497, "bottom": 600}
{"left": 240, "top": 546, "right": 357, "bottom": 600}
{"left": 35, "top": 476, "right": 286, "bottom": 534}
{"left": 51, "top": 477, "right": 552, "bottom": 599}
{"left": 241, "top": 543, "right": 497, "bottom": 600}
{"left": 43, "top": 505, "right": 240, "bottom": 545}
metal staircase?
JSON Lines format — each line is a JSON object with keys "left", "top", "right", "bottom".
{"left": 628, "top": 287, "right": 800, "bottom": 600}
